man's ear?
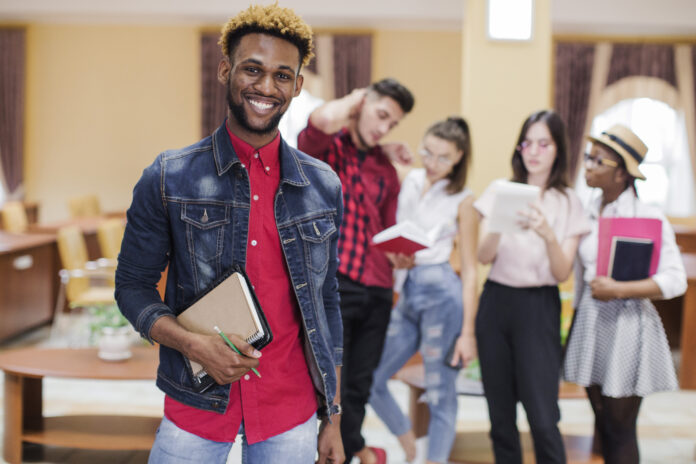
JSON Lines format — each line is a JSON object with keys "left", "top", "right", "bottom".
{"left": 217, "top": 58, "right": 231, "bottom": 85}
{"left": 294, "top": 73, "right": 304, "bottom": 97}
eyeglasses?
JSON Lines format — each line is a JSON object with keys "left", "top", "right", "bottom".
{"left": 583, "top": 152, "right": 618, "bottom": 168}
{"left": 518, "top": 139, "right": 555, "bottom": 153}
{"left": 419, "top": 149, "right": 456, "bottom": 167}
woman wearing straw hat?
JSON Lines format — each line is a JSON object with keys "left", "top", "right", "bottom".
{"left": 563, "top": 124, "right": 686, "bottom": 464}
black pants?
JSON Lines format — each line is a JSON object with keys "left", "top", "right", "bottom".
{"left": 338, "top": 274, "right": 393, "bottom": 459}
{"left": 586, "top": 385, "right": 642, "bottom": 464}
{"left": 475, "top": 280, "right": 566, "bottom": 464}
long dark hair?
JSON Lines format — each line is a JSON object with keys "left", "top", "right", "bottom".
{"left": 511, "top": 110, "right": 569, "bottom": 192}
{"left": 425, "top": 116, "right": 471, "bottom": 194}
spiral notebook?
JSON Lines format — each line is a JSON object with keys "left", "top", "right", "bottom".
{"left": 176, "top": 265, "right": 272, "bottom": 392}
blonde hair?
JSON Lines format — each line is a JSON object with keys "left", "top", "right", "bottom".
{"left": 219, "top": 3, "right": 314, "bottom": 68}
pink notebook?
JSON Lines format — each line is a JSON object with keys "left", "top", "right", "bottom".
{"left": 596, "top": 217, "right": 662, "bottom": 277}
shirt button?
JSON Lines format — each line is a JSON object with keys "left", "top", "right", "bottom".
{"left": 244, "top": 374, "right": 250, "bottom": 381}
{"left": 241, "top": 163, "right": 246, "bottom": 168}
{"left": 254, "top": 153, "right": 259, "bottom": 159}
{"left": 265, "top": 166, "right": 270, "bottom": 172}
{"left": 251, "top": 240, "right": 258, "bottom": 246}
{"left": 253, "top": 195, "right": 259, "bottom": 201}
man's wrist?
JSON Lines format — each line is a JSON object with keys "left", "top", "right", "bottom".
{"left": 318, "top": 403, "right": 342, "bottom": 419}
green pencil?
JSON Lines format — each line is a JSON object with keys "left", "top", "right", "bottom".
{"left": 214, "top": 325, "right": 261, "bottom": 378}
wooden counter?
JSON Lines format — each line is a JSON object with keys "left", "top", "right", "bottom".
{"left": 0, "top": 232, "right": 59, "bottom": 341}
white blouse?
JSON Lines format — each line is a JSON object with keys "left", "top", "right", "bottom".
{"left": 576, "top": 188, "right": 687, "bottom": 302}
{"left": 396, "top": 168, "right": 472, "bottom": 266}
{"left": 475, "top": 181, "right": 591, "bottom": 288}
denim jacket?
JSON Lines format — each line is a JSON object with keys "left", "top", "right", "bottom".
{"left": 115, "top": 122, "right": 343, "bottom": 416}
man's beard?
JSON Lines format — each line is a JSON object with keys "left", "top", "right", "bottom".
{"left": 227, "top": 84, "right": 284, "bottom": 135}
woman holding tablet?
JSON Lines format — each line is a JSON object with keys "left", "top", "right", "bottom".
{"left": 475, "top": 110, "right": 590, "bottom": 463}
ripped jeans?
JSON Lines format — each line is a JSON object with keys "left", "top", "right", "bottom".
{"left": 369, "top": 263, "right": 463, "bottom": 463}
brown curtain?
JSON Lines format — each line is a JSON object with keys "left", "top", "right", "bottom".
{"left": 201, "top": 33, "right": 226, "bottom": 138}
{"left": 332, "top": 35, "right": 372, "bottom": 99}
{"left": 693, "top": 45, "right": 696, "bottom": 143}
{"left": 554, "top": 42, "right": 595, "bottom": 180}
{"left": 607, "top": 44, "right": 676, "bottom": 88}
{"left": 0, "top": 28, "right": 26, "bottom": 195}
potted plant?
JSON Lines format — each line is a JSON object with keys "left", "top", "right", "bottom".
{"left": 87, "top": 303, "right": 134, "bottom": 361}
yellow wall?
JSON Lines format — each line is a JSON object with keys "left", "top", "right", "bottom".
{"left": 25, "top": 24, "right": 200, "bottom": 222}
{"left": 462, "top": 0, "right": 552, "bottom": 195}
{"left": 372, "top": 29, "right": 463, "bottom": 161}
{"left": 23, "top": 25, "right": 461, "bottom": 222}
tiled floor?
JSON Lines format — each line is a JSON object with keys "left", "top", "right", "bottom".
{"left": 1, "top": 324, "right": 695, "bottom": 464}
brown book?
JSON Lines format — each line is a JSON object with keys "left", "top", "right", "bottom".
{"left": 176, "top": 265, "right": 272, "bottom": 392}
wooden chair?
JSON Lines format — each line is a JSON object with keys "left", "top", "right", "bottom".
{"left": 56, "top": 225, "right": 115, "bottom": 309}
{"left": 1, "top": 201, "right": 29, "bottom": 233}
{"left": 97, "top": 218, "right": 125, "bottom": 261}
{"left": 68, "top": 194, "right": 101, "bottom": 218}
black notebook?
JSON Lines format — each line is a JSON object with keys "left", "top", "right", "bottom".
{"left": 607, "top": 237, "right": 654, "bottom": 282}
{"left": 176, "top": 265, "right": 272, "bottom": 392}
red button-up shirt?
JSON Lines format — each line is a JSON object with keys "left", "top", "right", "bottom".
{"left": 164, "top": 126, "right": 317, "bottom": 444}
{"left": 298, "top": 120, "right": 399, "bottom": 288}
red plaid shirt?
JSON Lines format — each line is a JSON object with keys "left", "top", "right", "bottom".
{"left": 164, "top": 127, "right": 317, "bottom": 444}
{"left": 298, "top": 120, "right": 399, "bottom": 288}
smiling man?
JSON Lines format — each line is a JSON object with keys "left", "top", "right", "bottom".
{"left": 115, "top": 4, "right": 344, "bottom": 463}
{"left": 298, "top": 80, "right": 414, "bottom": 464}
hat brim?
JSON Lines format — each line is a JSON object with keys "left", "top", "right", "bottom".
{"left": 586, "top": 134, "right": 646, "bottom": 180}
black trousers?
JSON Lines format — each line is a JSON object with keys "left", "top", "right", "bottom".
{"left": 475, "top": 280, "right": 566, "bottom": 464}
{"left": 338, "top": 274, "right": 393, "bottom": 459}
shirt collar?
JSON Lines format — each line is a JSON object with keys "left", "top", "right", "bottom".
{"left": 591, "top": 187, "right": 637, "bottom": 218}
{"left": 225, "top": 123, "right": 281, "bottom": 171}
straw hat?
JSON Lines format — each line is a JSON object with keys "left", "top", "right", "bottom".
{"left": 586, "top": 124, "right": 647, "bottom": 180}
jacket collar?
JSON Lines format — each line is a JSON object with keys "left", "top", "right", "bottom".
{"left": 212, "top": 121, "right": 310, "bottom": 187}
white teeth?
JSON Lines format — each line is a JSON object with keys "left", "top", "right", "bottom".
{"left": 249, "top": 99, "right": 273, "bottom": 110}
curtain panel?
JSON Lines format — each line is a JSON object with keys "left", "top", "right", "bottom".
{"left": 554, "top": 42, "right": 595, "bottom": 180}
{"left": 607, "top": 43, "right": 677, "bottom": 88}
{"left": 201, "top": 33, "right": 227, "bottom": 138}
{"left": 0, "top": 28, "right": 26, "bottom": 196}
{"left": 332, "top": 35, "right": 372, "bottom": 99}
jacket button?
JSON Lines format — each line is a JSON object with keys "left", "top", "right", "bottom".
{"left": 212, "top": 401, "right": 220, "bottom": 408}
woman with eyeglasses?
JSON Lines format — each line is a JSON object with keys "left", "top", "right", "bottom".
{"left": 474, "top": 110, "right": 590, "bottom": 464}
{"left": 563, "top": 125, "right": 685, "bottom": 464}
{"left": 368, "top": 117, "right": 479, "bottom": 464}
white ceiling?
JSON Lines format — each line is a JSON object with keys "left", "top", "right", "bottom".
{"left": 0, "top": 0, "right": 695, "bottom": 35}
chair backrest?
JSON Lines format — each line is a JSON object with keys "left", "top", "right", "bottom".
{"left": 1, "top": 201, "right": 29, "bottom": 233}
{"left": 57, "top": 225, "right": 90, "bottom": 302}
{"left": 68, "top": 194, "right": 101, "bottom": 218}
{"left": 97, "top": 218, "right": 125, "bottom": 260}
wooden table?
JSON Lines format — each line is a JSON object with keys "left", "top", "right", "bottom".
{"left": 0, "top": 346, "right": 160, "bottom": 464}
{"left": 394, "top": 364, "right": 601, "bottom": 464}
{"left": 0, "top": 232, "right": 59, "bottom": 342}
{"left": 679, "top": 253, "right": 696, "bottom": 389}
{"left": 28, "top": 216, "right": 113, "bottom": 261}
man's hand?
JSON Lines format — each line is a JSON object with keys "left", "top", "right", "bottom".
{"left": 188, "top": 332, "right": 261, "bottom": 385}
{"left": 317, "top": 417, "right": 345, "bottom": 464}
{"left": 381, "top": 142, "right": 413, "bottom": 166}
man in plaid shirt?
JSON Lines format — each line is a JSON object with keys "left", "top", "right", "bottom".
{"left": 298, "top": 78, "right": 414, "bottom": 464}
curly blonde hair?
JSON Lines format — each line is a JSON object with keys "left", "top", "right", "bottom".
{"left": 219, "top": 3, "right": 314, "bottom": 68}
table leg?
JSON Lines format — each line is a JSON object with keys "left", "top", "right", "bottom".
{"left": 3, "top": 373, "right": 23, "bottom": 464}
{"left": 680, "top": 280, "right": 696, "bottom": 389}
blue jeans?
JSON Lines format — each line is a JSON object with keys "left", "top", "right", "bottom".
{"left": 369, "top": 263, "right": 463, "bottom": 463}
{"left": 148, "top": 414, "right": 318, "bottom": 464}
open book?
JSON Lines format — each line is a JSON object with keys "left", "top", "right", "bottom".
{"left": 176, "top": 265, "right": 272, "bottom": 392}
{"left": 372, "top": 220, "right": 433, "bottom": 255}
{"left": 487, "top": 180, "right": 541, "bottom": 233}
{"left": 607, "top": 236, "right": 654, "bottom": 281}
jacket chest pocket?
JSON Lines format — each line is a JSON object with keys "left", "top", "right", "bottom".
{"left": 181, "top": 203, "right": 230, "bottom": 263}
{"left": 297, "top": 216, "right": 336, "bottom": 273}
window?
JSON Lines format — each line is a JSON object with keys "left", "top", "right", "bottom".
{"left": 575, "top": 98, "right": 694, "bottom": 217}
